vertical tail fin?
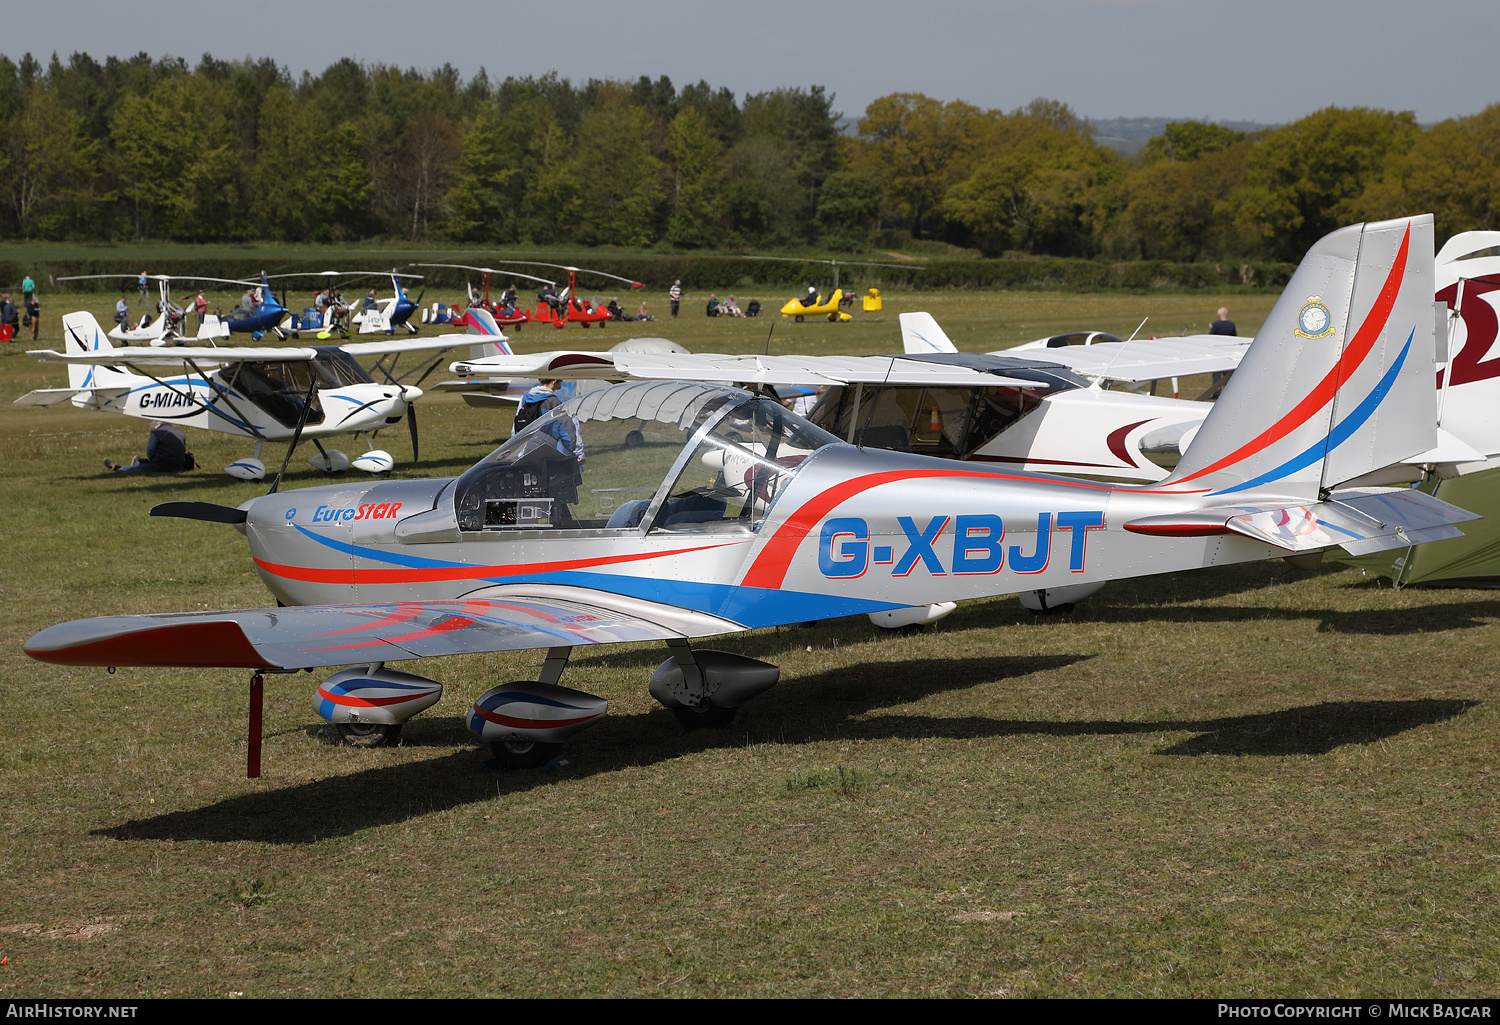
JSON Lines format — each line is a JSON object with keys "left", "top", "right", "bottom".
{"left": 899, "top": 312, "right": 958, "bottom": 353}
{"left": 1163, "top": 215, "right": 1438, "bottom": 499}
{"left": 60, "top": 312, "right": 118, "bottom": 391}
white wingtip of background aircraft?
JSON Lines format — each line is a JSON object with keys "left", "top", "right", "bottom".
{"left": 18, "top": 310, "right": 511, "bottom": 480}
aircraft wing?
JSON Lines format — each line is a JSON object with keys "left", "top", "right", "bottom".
{"left": 28, "top": 334, "right": 484, "bottom": 369}
{"left": 451, "top": 350, "right": 1068, "bottom": 390}
{"left": 450, "top": 350, "right": 626, "bottom": 380}
{"left": 1002, "top": 335, "right": 1251, "bottom": 383}
{"left": 24, "top": 585, "right": 745, "bottom": 671}
{"left": 333, "top": 334, "right": 483, "bottom": 358}
{"left": 28, "top": 345, "right": 327, "bottom": 367}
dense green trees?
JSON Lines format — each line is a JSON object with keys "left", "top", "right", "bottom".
{"left": 0, "top": 52, "right": 1493, "bottom": 256}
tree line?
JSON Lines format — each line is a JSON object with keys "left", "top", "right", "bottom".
{"left": 1, "top": 52, "right": 1494, "bottom": 259}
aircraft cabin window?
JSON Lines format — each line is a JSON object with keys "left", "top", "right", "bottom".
{"left": 451, "top": 382, "right": 839, "bottom": 535}
{"left": 655, "top": 400, "right": 834, "bottom": 533}
{"left": 811, "top": 384, "right": 1048, "bottom": 459}
{"left": 226, "top": 361, "right": 326, "bottom": 428}
{"left": 311, "top": 350, "right": 375, "bottom": 388}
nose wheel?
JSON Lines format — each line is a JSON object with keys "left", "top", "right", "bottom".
{"left": 671, "top": 703, "right": 738, "bottom": 729}
{"left": 337, "top": 722, "right": 403, "bottom": 747}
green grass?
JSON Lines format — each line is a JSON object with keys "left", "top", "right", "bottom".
{"left": 0, "top": 287, "right": 1494, "bottom": 998}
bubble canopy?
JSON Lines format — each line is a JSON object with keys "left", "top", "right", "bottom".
{"left": 454, "top": 381, "right": 843, "bottom": 534}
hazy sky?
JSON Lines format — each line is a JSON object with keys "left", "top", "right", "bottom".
{"left": 12, "top": 0, "right": 1499, "bottom": 125}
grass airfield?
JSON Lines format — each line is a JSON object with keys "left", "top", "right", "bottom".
{"left": 1, "top": 287, "right": 1497, "bottom": 997}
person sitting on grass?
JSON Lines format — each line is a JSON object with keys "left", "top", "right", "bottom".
{"left": 104, "top": 422, "right": 192, "bottom": 474}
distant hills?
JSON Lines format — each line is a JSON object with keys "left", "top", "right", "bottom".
{"left": 1088, "top": 117, "right": 1276, "bottom": 157}
{"left": 836, "top": 115, "right": 1278, "bottom": 157}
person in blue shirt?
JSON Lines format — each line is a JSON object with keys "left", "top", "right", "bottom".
{"left": 1209, "top": 307, "right": 1237, "bottom": 336}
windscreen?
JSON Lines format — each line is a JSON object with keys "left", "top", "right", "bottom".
{"left": 453, "top": 382, "right": 840, "bottom": 532}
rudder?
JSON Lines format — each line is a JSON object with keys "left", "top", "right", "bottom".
{"left": 1163, "top": 215, "right": 1437, "bottom": 499}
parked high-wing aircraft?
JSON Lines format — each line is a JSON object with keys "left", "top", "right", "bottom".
{"left": 24, "top": 216, "right": 1476, "bottom": 776}
{"left": 15, "top": 312, "right": 502, "bottom": 480}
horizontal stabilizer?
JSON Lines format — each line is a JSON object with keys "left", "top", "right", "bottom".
{"left": 1126, "top": 487, "right": 1477, "bottom": 554}
{"left": 12, "top": 387, "right": 127, "bottom": 408}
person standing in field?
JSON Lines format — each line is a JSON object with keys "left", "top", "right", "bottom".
{"left": 1209, "top": 307, "right": 1237, "bottom": 336}
{"left": 25, "top": 293, "right": 40, "bottom": 341}
{"left": 193, "top": 292, "right": 208, "bottom": 330}
{"left": 21, "top": 273, "right": 35, "bottom": 305}
{"left": 137, "top": 272, "right": 149, "bottom": 307}
{"left": 669, "top": 280, "right": 682, "bottom": 319}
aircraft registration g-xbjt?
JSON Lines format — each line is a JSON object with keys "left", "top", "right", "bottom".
{"left": 24, "top": 215, "right": 1478, "bottom": 776}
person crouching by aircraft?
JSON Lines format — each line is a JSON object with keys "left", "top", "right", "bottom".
{"left": 103, "top": 422, "right": 192, "bottom": 474}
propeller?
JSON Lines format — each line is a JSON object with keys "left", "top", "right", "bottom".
{"left": 405, "top": 392, "right": 420, "bottom": 461}
{"left": 150, "top": 501, "right": 247, "bottom": 524}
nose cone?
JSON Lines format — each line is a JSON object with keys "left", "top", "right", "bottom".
{"left": 400, "top": 385, "right": 423, "bottom": 405}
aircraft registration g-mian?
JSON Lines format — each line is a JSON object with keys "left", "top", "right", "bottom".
{"left": 24, "top": 215, "right": 1476, "bottom": 776}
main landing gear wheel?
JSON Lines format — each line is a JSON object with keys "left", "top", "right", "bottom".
{"left": 794, "top": 315, "right": 805, "bottom": 323}
{"left": 489, "top": 741, "right": 561, "bottom": 769}
{"left": 671, "top": 703, "right": 738, "bottom": 730}
{"left": 337, "top": 722, "right": 403, "bottom": 748}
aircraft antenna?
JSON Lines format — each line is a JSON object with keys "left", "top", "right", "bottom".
{"left": 1096, "top": 317, "right": 1150, "bottom": 387}
{"left": 857, "top": 357, "right": 898, "bottom": 450}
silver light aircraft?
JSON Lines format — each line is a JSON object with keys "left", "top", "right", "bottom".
{"left": 24, "top": 216, "right": 1476, "bottom": 774}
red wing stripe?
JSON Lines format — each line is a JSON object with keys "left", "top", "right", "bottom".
{"left": 1173, "top": 223, "right": 1410, "bottom": 484}
{"left": 306, "top": 602, "right": 427, "bottom": 638}
{"left": 254, "top": 542, "right": 738, "bottom": 585}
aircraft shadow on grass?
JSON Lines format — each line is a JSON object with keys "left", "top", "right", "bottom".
{"left": 93, "top": 654, "right": 1477, "bottom": 846}
{"left": 1078, "top": 598, "right": 1500, "bottom": 636}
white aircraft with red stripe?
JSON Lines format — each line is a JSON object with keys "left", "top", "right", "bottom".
{"left": 24, "top": 215, "right": 1475, "bottom": 774}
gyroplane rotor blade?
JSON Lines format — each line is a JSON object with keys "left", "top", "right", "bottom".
{"left": 415, "top": 263, "right": 557, "bottom": 288}
{"left": 488, "top": 260, "right": 644, "bottom": 289}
